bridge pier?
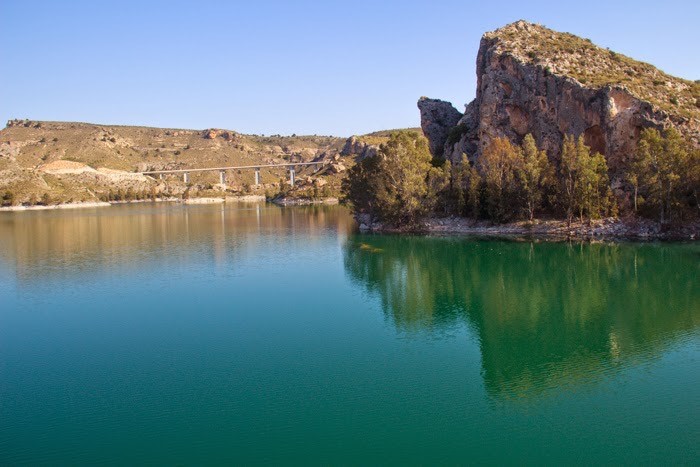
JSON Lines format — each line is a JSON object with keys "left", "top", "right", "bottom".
{"left": 254, "top": 168, "right": 260, "bottom": 185}
{"left": 289, "top": 167, "right": 295, "bottom": 187}
{"left": 219, "top": 170, "right": 226, "bottom": 185}
{"left": 183, "top": 172, "right": 189, "bottom": 184}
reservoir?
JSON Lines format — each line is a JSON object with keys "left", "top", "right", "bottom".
{"left": 1, "top": 203, "right": 698, "bottom": 464}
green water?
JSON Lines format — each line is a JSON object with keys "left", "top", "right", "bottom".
{"left": 0, "top": 203, "right": 698, "bottom": 464}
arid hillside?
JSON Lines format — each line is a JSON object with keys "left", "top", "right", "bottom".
{"left": 0, "top": 120, "right": 405, "bottom": 205}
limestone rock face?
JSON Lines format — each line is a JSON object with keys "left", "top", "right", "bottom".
{"left": 420, "top": 20, "right": 700, "bottom": 175}
{"left": 417, "top": 97, "right": 463, "bottom": 157}
{"left": 341, "top": 136, "right": 379, "bottom": 160}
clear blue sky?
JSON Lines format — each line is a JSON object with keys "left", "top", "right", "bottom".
{"left": 1, "top": 0, "right": 698, "bottom": 136}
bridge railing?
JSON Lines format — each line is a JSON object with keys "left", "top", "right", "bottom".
{"left": 140, "top": 161, "right": 329, "bottom": 187}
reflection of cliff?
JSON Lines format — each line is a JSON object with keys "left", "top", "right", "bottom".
{"left": 0, "top": 204, "right": 353, "bottom": 284}
{"left": 344, "top": 236, "right": 700, "bottom": 398}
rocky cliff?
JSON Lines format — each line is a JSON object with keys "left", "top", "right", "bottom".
{"left": 420, "top": 20, "right": 700, "bottom": 174}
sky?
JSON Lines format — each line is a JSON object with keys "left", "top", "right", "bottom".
{"left": 1, "top": 0, "right": 698, "bottom": 136}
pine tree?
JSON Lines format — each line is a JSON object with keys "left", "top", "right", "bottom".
{"left": 517, "top": 134, "right": 552, "bottom": 220}
{"left": 466, "top": 165, "right": 482, "bottom": 219}
{"left": 635, "top": 128, "right": 690, "bottom": 224}
{"left": 479, "top": 137, "right": 522, "bottom": 222}
{"left": 559, "top": 134, "right": 577, "bottom": 224}
{"left": 342, "top": 131, "right": 436, "bottom": 227}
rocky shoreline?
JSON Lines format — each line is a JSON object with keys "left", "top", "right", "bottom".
{"left": 357, "top": 215, "right": 699, "bottom": 241}
{"left": 271, "top": 197, "right": 339, "bottom": 206}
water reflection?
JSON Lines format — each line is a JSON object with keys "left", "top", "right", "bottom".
{"left": 344, "top": 235, "right": 700, "bottom": 399}
{"left": 0, "top": 203, "right": 353, "bottom": 285}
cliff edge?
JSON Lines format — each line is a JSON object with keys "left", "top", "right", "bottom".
{"left": 420, "top": 20, "right": 700, "bottom": 174}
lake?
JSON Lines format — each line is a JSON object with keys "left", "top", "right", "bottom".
{"left": 1, "top": 203, "right": 698, "bottom": 464}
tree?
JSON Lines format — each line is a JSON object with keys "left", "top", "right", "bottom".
{"left": 466, "top": 165, "right": 482, "bottom": 219}
{"left": 517, "top": 134, "right": 552, "bottom": 220}
{"left": 573, "top": 137, "right": 609, "bottom": 220}
{"left": 342, "top": 131, "right": 436, "bottom": 227}
{"left": 559, "top": 134, "right": 578, "bottom": 224}
{"left": 690, "top": 147, "right": 700, "bottom": 214}
{"left": 633, "top": 128, "right": 690, "bottom": 224}
{"left": 558, "top": 135, "right": 610, "bottom": 222}
{"left": 428, "top": 160, "right": 451, "bottom": 214}
{"left": 452, "top": 155, "right": 467, "bottom": 215}
{"left": 479, "top": 137, "right": 522, "bottom": 222}
{"left": 342, "top": 153, "right": 382, "bottom": 222}
{"left": 451, "top": 153, "right": 482, "bottom": 219}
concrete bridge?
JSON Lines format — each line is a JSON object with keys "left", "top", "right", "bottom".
{"left": 140, "top": 161, "right": 328, "bottom": 187}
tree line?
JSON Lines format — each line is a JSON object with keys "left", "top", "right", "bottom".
{"left": 342, "top": 128, "right": 699, "bottom": 227}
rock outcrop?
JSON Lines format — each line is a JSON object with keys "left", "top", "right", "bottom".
{"left": 420, "top": 20, "right": 700, "bottom": 174}
{"left": 417, "top": 97, "right": 463, "bottom": 157}
{"left": 341, "top": 136, "right": 379, "bottom": 160}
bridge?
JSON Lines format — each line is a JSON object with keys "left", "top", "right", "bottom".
{"left": 140, "top": 161, "right": 329, "bottom": 187}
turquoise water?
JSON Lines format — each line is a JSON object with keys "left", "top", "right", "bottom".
{"left": 1, "top": 203, "right": 698, "bottom": 464}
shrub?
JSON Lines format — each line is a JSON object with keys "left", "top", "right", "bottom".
{"left": 446, "top": 123, "right": 468, "bottom": 147}
{"left": 2, "top": 191, "right": 15, "bottom": 207}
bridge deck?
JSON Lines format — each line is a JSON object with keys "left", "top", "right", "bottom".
{"left": 141, "top": 161, "right": 327, "bottom": 175}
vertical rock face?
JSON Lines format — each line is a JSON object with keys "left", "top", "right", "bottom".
{"left": 420, "top": 20, "right": 700, "bottom": 174}
{"left": 417, "top": 97, "right": 463, "bottom": 157}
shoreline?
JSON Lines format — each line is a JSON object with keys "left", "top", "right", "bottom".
{"left": 271, "top": 197, "right": 339, "bottom": 206}
{"left": 0, "top": 201, "right": 112, "bottom": 211}
{"left": 359, "top": 216, "right": 699, "bottom": 241}
{"left": 0, "top": 194, "right": 344, "bottom": 212}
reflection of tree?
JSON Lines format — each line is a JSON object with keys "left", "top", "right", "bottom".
{"left": 344, "top": 236, "right": 700, "bottom": 399}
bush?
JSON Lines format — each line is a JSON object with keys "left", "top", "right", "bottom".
{"left": 342, "top": 131, "right": 437, "bottom": 227}
{"left": 2, "top": 191, "right": 15, "bottom": 207}
{"left": 446, "top": 123, "right": 468, "bottom": 147}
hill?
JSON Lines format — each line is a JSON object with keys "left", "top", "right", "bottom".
{"left": 0, "top": 120, "right": 394, "bottom": 205}
{"left": 419, "top": 20, "right": 699, "bottom": 174}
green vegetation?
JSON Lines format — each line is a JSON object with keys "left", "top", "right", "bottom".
{"left": 342, "top": 131, "right": 441, "bottom": 227}
{"left": 623, "top": 128, "right": 698, "bottom": 224}
{"left": 446, "top": 123, "right": 468, "bottom": 147}
{"left": 560, "top": 135, "right": 613, "bottom": 223}
{"left": 346, "top": 130, "right": 609, "bottom": 228}
{"left": 518, "top": 134, "right": 553, "bottom": 220}
{"left": 479, "top": 137, "right": 522, "bottom": 222}
{"left": 345, "top": 128, "right": 700, "bottom": 228}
